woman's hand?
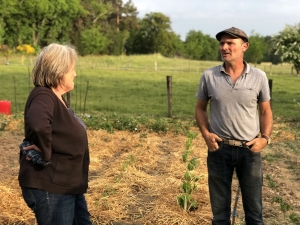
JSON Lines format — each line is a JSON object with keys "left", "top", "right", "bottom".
{"left": 23, "top": 144, "right": 41, "bottom": 161}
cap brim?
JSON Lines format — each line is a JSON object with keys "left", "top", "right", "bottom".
{"left": 216, "top": 31, "right": 248, "bottom": 42}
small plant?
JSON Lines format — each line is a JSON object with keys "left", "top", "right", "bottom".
{"left": 114, "top": 154, "right": 137, "bottom": 183}
{"left": 0, "top": 115, "right": 10, "bottom": 131}
{"left": 262, "top": 153, "right": 283, "bottom": 162}
{"left": 177, "top": 131, "right": 201, "bottom": 212}
{"left": 121, "top": 154, "right": 136, "bottom": 171}
{"left": 272, "top": 196, "right": 292, "bottom": 213}
{"left": 280, "top": 201, "right": 291, "bottom": 213}
{"left": 289, "top": 212, "right": 300, "bottom": 223}
{"left": 148, "top": 118, "right": 169, "bottom": 133}
{"left": 266, "top": 174, "right": 277, "bottom": 189}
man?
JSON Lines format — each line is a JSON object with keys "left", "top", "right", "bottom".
{"left": 195, "top": 27, "right": 273, "bottom": 225}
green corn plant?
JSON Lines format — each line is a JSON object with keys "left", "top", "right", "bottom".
{"left": 177, "top": 132, "right": 201, "bottom": 212}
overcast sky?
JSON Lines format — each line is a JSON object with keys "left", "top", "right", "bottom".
{"left": 132, "top": 0, "right": 300, "bottom": 40}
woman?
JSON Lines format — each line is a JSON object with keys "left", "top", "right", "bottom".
{"left": 18, "top": 43, "right": 92, "bottom": 225}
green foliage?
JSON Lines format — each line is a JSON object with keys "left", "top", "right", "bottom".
{"left": 133, "top": 12, "right": 178, "bottom": 56}
{"left": 82, "top": 113, "right": 147, "bottom": 133}
{"left": 0, "top": 0, "right": 288, "bottom": 62}
{"left": 0, "top": 56, "right": 300, "bottom": 124}
{"left": 187, "top": 157, "right": 198, "bottom": 171}
{"left": 289, "top": 212, "right": 300, "bottom": 223}
{"left": 184, "top": 30, "right": 218, "bottom": 60}
{"left": 80, "top": 28, "right": 109, "bottom": 55}
{"left": 177, "top": 132, "right": 201, "bottom": 212}
{"left": 0, "top": 115, "right": 10, "bottom": 131}
{"left": 266, "top": 174, "right": 277, "bottom": 189}
{"left": 81, "top": 113, "right": 193, "bottom": 135}
{"left": 262, "top": 153, "right": 283, "bottom": 162}
{"left": 272, "top": 196, "right": 291, "bottom": 213}
{"left": 4, "top": 0, "right": 83, "bottom": 47}
{"left": 272, "top": 23, "right": 300, "bottom": 74}
{"left": 121, "top": 154, "right": 136, "bottom": 171}
{"left": 244, "top": 31, "right": 267, "bottom": 64}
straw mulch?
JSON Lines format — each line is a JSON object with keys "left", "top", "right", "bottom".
{"left": 0, "top": 127, "right": 212, "bottom": 225}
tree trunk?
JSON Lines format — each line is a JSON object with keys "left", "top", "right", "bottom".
{"left": 116, "top": 4, "right": 119, "bottom": 32}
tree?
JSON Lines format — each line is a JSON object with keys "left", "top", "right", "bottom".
{"left": 4, "top": 0, "right": 84, "bottom": 47}
{"left": 244, "top": 31, "right": 267, "bottom": 66}
{"left": 0, "top": 0, "right": 16, "bottom": 46}
{"left": 73, "top": 0, "right": 111, "bottom": 55}
{"left": 80, "top": 28, "right": 109, "bottom": 55}
{"left": 103, "top": 0, "right": 139, "bottom": 55}
{"left": 272, "top": 23, "right": 300, "bottom": 74}
{"left": 184, "top": 30, "right": 203, "bottom": 60}
{"left": 262, "top": 36, "right": 282, "bottom": 64}
{"left": 134, "top": 12, "right": 174, "bottom": 54}
{"left": 184, "top": 30, "right": 218, "bottom": 60}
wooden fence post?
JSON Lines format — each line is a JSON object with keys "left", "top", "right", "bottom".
{"left": 166, "top": 76, "right": 172, "bottom": 117}
{"left": 28, "top": 67, "right": 31, "bottom": 94}
{"left": 13, "top": 76, "right": 17, "bottom": 113}
{"left": 83, "top": 81, "right": 89, "bottom": 115}
{"left": 268, "top": 79, "right": 273, "bottom": 108}
{"left": 66, "top": 92, "right": 71, "bottom": 107}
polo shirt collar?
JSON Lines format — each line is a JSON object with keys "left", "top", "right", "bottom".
{"left": 220, "top": 61, "right": 251, "bottom": 77}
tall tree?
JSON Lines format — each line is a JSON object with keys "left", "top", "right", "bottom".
{"left": 4, "top": 0, "right": 83, "bottom": 47}
{"left": 184, "top": 30, "right": 218, "bottom": 60}
{"left": 103, "top": 0, "right": 139, "bottom": 55}
{"left": 80, "top": 28, "right": 108, "bottom": 55}
{"left": 244, "top": 31, "right": 267, "bottom": 65}
{"left": 262, "top": 36, "right": 282, "bottom": 64}
{"left": 272, "top": 23, "right": 300, "bottom": 74}
{"left": 0, "top": 0, "right": 16, "bottom": 46}
{"left": 73, "top": 0, "right": 111, "bottom": 55}
{"left": 134, "top": 12, "right": 174, "bottom": 54}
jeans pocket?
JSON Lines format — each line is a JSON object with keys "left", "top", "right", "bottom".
{"left": 21, "top": 187, "right": 37, "bottom": 210}
{"left": 208, "top": 142, "right": 222, "bottom": 154}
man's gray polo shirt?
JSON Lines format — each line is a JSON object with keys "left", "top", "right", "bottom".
{"left": 196, "top": 61, "right": 271, "bottom": 141}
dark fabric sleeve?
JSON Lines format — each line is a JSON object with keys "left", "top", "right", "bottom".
{"left": 25, "top": 92, "right": 55, "bottom": 161}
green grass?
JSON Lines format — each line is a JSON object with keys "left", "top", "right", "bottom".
{"left": 0, "top": 54, "right": 299, "bottom": 124}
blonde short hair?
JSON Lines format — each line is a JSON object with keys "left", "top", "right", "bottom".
{"left": 32, "top": 43, "right": 77, "bottom": 88}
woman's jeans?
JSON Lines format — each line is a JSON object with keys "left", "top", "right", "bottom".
{"left": 21, "top": 187, "right": 92, "bottom": 225}
{"left": 207, "top": 144, "right": 264, "bottom": 225}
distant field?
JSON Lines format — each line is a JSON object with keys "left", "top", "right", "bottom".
{"left": 0, "top": 54, "right": 299, "bottom": 122}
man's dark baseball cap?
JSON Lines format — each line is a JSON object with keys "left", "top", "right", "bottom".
{"left": 216, "top": 27, "right": 249, "bottom": 42}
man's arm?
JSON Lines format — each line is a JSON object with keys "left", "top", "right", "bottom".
{"left": 195, "top": 99, "right": 222, "bottom": 151}
{"left": 246, "top": 100, "right": 273, "bottom": 151}
{"left": 259, "top": 100, "right": 273, "bottom": 140}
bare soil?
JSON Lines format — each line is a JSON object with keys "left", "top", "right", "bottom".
{"left": 1, "top": 123, "right": 300, "bottom": 225}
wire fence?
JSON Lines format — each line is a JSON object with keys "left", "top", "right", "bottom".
{"left": 0, "top": 55, "right": 299, "bottom": 122}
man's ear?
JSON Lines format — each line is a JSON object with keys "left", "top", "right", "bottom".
{"left": 242, "top": 42, "right": 249, "bottom": 52}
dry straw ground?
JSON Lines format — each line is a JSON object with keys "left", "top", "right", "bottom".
{"left": 1, "top": 117, "right": 300, "bottom": 225}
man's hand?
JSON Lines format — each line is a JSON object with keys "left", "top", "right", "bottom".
{"left": 246, "top": 138, "right": 268, "bottom": 152}
{"left": 203, "top": 133, "right": 223, "bottom": 152}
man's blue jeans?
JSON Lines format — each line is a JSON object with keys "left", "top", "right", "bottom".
{"left": 21, "top": 187, "right": 92, "bottom": 225}
{"left": 207, "top": 143, "right": 264, "bottom": 225}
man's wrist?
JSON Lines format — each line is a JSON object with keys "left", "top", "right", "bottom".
{"left": 261, "top": 134, "right": 271, "bottom": 144}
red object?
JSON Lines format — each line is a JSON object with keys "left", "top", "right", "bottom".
{"left": 0, "top": 100, "right": 11, "bottom": 115}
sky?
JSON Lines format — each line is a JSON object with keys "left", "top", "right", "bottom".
{"left": 132, "top": 0, "right": 300, "bottom": 40}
